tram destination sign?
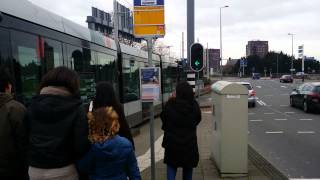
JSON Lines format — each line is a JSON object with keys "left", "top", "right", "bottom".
{"left": 133, "top": 0, "right": 165, "bottom": 38}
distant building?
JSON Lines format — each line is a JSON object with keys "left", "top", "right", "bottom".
{"left": 204, "top": 49, "right": 220, "bottom": 73}
{"left": 246, "top": 40, "right": 268, "bottom": 58}
{"left": 86, "top": 3, "right": 141, "bottom": 44}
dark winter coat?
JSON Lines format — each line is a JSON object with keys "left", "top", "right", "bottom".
{"left": 26, "top": 87, "right": 90, "bottom": 168}
{"left": 77, "top": 135, "right": 141, "bottom": 180}
{"left": 0, "top": 93, "right": 28, "bottom": 177}
{"left": 161, "top": 98, "right": 202, "bottom": 168}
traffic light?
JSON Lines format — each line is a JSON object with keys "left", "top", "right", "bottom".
{"left": 190, "top": 43, "right": 204, "bottom": 72}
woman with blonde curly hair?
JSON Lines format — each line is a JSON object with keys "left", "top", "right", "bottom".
{"left": 77, "top": 104, "right": 141, "bottom": 180}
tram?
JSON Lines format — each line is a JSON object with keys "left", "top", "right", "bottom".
{"left": 0, "top": 0, "right": 186, "bottom": 127}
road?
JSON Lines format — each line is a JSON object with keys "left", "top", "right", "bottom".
{"left": 247, "top": 78, "right": 320, "bottom": 179}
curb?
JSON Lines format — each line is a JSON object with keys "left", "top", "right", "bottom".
{"left": 248, "top": 145, "right": 288, "bottom": 180}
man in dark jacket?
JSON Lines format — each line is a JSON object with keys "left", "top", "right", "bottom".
{"left": 0, "top": 67, "right": 28, "bottom": 180}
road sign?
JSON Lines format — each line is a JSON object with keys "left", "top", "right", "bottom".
{"left": 133, "top": 0, "right": 165, "bottom": 38}
{"left": 240, "top": 58, "right": 247, "bottom": 67}
{"left": 190, "top": 43, "right": 204, "bottom": 72}
{"left": 290, "top": 68, "right": 296, "bottom": 72}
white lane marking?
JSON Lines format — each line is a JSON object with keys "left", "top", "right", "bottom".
{"left": 256, "top": 86, "right": 262, "bottom": 88}
{"left": 266, "top": 131, "right": 284, "bottom": 134}
{"left": 203, "top": 111, "right": 212, "bottom": 114}
{"left": 137, "top": 134, "right": 164, "bottom": 172}
{"left": 264, "top": 112, "right": 275, "bottom": 115}
{"left": 257, "top": 100, "right": 267, "bottom": 106}
{"left": 285, "top": 112, "right": 295, "bottom": 114}
{"left": 281, "top": 86, "right": 287, "bottom": 88}
{"left": 248, "top": 113, "right": 255, "bottom": 115}
{"left": 280, "top": 105, "right": 289, "bottom": 107}
{"left": 297, "top": 131, "right": 315, "bottom": 134}
{"left": 300, "top": 119, "right": 313, "bottom": 121}
{"left": 274, "top": 119, "right": 287, "bottom": 121}
{"left": 281, "top": 94, "right": 289, "bottom": 96}
{"left": 250, "top": 120, "right": 263, "bottom": 122}
{"left": 265, "top": 95, "right": 273, "bottom": 97}
{"left": 267, "top": 105, "right": 272, "bottom": 107}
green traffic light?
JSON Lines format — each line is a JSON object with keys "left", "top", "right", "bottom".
{"left": 195, "top": 60, "right": 200, "bottom": 66}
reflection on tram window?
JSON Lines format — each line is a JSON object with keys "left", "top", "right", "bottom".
{"left": 67, "top": 45, "right": 95, "bottom": 103}
{"left": 96, "top": 51, "right": 116, "bottom": 83}
{"left": 43, "top": 38, "right": 63, "bottom": 70}
{"left": 0, "top": 28, "right": 11, "bottom": 69}
{"left": 11, "top": 30, "right": 40, "bottom": 105}
{"left": 122, "top": 56, "right": 144, "bottom": 103}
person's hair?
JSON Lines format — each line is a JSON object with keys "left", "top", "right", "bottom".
{"left": 93, "top": 82, "right": 123, "bottom": 115}
{"left": 39, "top": 66, "right": 80, "bottom": 95}
{"left": 175, "top": 81, "right": 194, "bottom": 102}
{"left": 0, "top": 66, "right": 13, "bottom": 92}
{"left": 87, "top": 106, "right": 120, "bottom": 144}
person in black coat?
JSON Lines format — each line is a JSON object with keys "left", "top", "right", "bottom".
{"left": 91, "top": 82, "right": 135, "bottom": 149}
{"left": 161, "top": 81, "right": 202, "bottom": 180}
{"left": 26, "top": 67, "right": 90, "bottom": 180}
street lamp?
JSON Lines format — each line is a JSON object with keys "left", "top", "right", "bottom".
{"left": 220, "top": 5, "right": 229, "bottom": 79}
{"left": 288, "top": 33, "right": 294, "bottom": 75}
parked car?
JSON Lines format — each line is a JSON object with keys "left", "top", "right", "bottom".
{"left": 290, "top": 82, "right": 320, "bottom": 113}
{"left": 236, "top": 82, "right": 256, "bottom": 107}
{"left": 280, "top": 75, "right": 293, "bottom": 83}
{"left": 252, "top": 73, "right": 261, "bottom": 80}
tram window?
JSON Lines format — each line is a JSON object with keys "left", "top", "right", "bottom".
{"left": 67, "top": 45, "right": 95, "bottom": 103}
{"left": 43, "top": 38, "right": 63, "bottom": 70}
{"left": 162, "top": 63, "right": 172, "bottom": 93}
{"left": 0, "top": 28, "right": 11, "bottom": 68}
{"left": 96, "top": 51, "right": 116, "bottom": 83}
{"left": 122, "top": 56, "right": 143, "bottom": 102}
{"left": 10, "top": 30, "right": 41, "bottom": 105}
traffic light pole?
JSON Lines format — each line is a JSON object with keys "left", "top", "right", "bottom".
{"left": 197, "top": 72, "right": 200, "bottom": 98}
{"left": 146, "top": 37, "right": 155, "bottom": 180}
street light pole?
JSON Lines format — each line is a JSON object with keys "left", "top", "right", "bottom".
{"left": 220, "top": 5, "right": 229, "bottom": 79}
{"left": 288, "top": 33, "right": 294, "bottom": 75}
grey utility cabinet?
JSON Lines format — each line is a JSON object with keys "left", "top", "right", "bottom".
{"left": 210, "top": 81, "right": 248, "bottom": 177}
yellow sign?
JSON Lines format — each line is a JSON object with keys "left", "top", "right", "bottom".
{"left": 133, "top": 6, "right": 165, "bottom": 38}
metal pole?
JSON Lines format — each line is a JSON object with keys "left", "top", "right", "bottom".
{"left": 147, "top": 38, "right": 155, "bottom": 180}
{"left": 291, "top": 34, "right": 293, "bottom": 76}
{"left": 113, "top": 0, "right": 119, "bottom": 44}
{"left": 187, "top": 0, "right": 195, "bottom": 64}
{"left": 277, "top": 53, "right": 279, "bottom": 78}
{"left": 207, "top": 42, "right": 210, "bottom": 79}
{"left": 182, "top": 32, "right": 184, "bottom": 59}
{"left": 219, "top": 7, "right": 222, "bottom": 79}
{"left": 219, "top": 6, "right": 228, "bottom": 79}
{"left": 197, "top": 72, "right": 200, "bottom": 98}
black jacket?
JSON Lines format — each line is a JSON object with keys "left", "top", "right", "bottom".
{"left": 161, "top": 98, "right": 201, "bottom": 168}
{"left": 26, "top": 94, "right": 90, "bottom": 168}
{"left": 0, "top": 93, "right": 27, "bottom": 177}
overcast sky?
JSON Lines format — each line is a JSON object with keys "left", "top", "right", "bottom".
{"left": 29, "top": 0, "right": 320, "bottom": 61}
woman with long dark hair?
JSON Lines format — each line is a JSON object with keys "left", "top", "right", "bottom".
{"left": 26, "top": 67, "right": 90, "bottom": 180}
{"left": 161, "top": 81, "right": 202, "bottom": 180}
{"left": 91, "top": 82, "right": 134, "bottom": 148}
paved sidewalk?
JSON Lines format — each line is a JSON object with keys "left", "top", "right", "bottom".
{"left": 134, "top": 95, "right": 270, "bottom": 180}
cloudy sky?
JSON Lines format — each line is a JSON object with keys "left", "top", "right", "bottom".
{"left": 29, "top": 0, "right": 320, "bottom": 61}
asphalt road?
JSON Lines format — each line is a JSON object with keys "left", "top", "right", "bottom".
{"left": 247, "top": 78, "right": 320, "bottom": 179}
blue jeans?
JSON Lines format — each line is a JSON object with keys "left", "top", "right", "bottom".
{"left": 167, "top": 165, "right": 193, "bottom": 180}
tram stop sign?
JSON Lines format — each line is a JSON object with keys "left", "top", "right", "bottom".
{"left": 190, "top": 43, "right": 204, "bottom": 72}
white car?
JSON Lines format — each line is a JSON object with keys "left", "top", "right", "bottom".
{"left": 236, "top": 82, "right": 257, "bottom": 107}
